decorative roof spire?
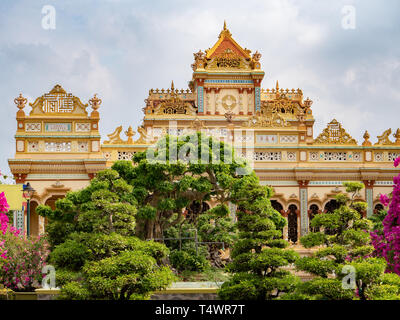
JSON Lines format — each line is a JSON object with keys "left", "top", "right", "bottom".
{"left": 171, "top": 81, "right": 174, "bottom": 91}
{"left": 276, "top": 80, "right": 279, "bottom": 91}
{"left": 14, "top": 93, "right": 27, "bottom": 110}
{"left": 223, "top": 20, "right": 227, "bottom": 31}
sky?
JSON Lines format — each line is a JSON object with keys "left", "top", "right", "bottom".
{"left": 0, "top": 0, "right": 399, "bottom": 178}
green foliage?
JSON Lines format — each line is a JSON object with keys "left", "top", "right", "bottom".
{"left": 111, "top": 133, "right": 254, "bottom": 241}
{"left": 294, "top": 278, "right": 354, "bottom": 300}
{"left": 169, "top": 249, "right": 210, "bottom": 272}
{"left": 217, "top": 171, "right": 300, "bottom": 300}
{"left": 50, "top": 239, "right": 90, "bottom": 271}
{"left": 300, "top": 232, "right": 327, "bottom": 248}
{"left": 39, "top": 169, "right": 175, "bottom": 300}
{"left": 292, "top": 182, "right": 400, "bottom": 300}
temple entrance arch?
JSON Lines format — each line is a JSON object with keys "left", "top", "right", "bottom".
{"left": 324, "top": 199, "right": 340, "bottom": 213}
{"left": 309, "top": 204, "right": 320, "bottom": 233}
{"left": 287, "top": 204, "right": 298, "bottom": 243}
{"left": 271, "top": 200, "right": 284, "bottom": 239}
{"left": 374, "top": 203, "right": 384, "bottom": 214}
{"left": 271, "top": 200, "right": 284, "bottom": 214}
{"left": 43, "top": 195, "right": 66, "bottom": 230}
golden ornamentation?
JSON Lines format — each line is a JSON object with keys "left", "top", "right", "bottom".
{"left": 221, "top": 94, "right": 237, "bottom": 110}
{"left": 89, "top": 94, "right": 102, "bottom": 111}
{"left": 14, "top": 93, "right": 27, "bottom": 110}
{"left": 190, "top": 118, "right": 206, "bottom": 131}
{"left": 136, "top": 125, "right": 154, "bottom": 144}
{"left": 154, "top": 83, "right": 197, "bottom": 115}
{"left": 243, "top": 113, "right": 290, "bottom": 128}
{"left": 252, "top": 50, "right": 261, "bottom": 62}
{"left": 314, "top": 119, "right": 357, "bottom": 145}
{"left": 224, "top": 110, "right": 234, "bottom": 123}
{"left": 192, "top": 50, "right": 206, "bottom": 71}
{"left": 195, "top": 21, "right": 259, "bottom": 71}
{"left": 375, "top": 129, "right": 393, "bottom": 145}
{"left": 207, "top": 48, "right": 250, "bottom": 70}
{"left": 104, "top": 126, "right": 123, "bottom": 144}
{"left": 362, "top": 130, "right": 372, "bottom": 146}
{"left": 125, "top": 126, "right": 135, "bottom": 144}
{"left": 393, "top": 129, "right": 400, "bottom": 145}
{"left": 29, "top": 85, "right": 88, "bottom": 116}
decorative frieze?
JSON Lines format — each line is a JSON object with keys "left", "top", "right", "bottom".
{"left": 388, "top": 152, "right": 400, "bottom": 162}
{"left": 323, "top": 152, "right": 347, "bottom": 161}
{"left": 256, "top": 134, "right": 277, "bottom": 144}
{"left": 26, "top": 123, "right": 41, "bottom": 132}
{"left": 309, "top": 152, "right": 319, "bottom": 161}
{"left": 167, "top": 128, "right": 184, "bottom": 136}
{"left": 287, "top": 151, "right": 297, "bottom": 161}
{"left": 28, "top": 141, "right": 39, "bottom": 152}
{"left": 254, "top": 151, "right": 282, "bottom": 161}
{"left": 117, "top": 151, "right": 136, "bottom": 160}
{"left": 103, "top": 152, "right": 111, "bottom": 160}
{"left": 77, "top": 142, "right": 89, "bottom": 152}
{"left": 374, "top": 152, "right": 383, "bottom": 162}
{"left": 45, "top": 123, "right": 71, "bottom": 132}
{"left": 45, "top": 142, "right": 71, "bottom": 152}
{"left": 280, "top": 135, "right": 298, "bottom": 144}
{"left": 352, "top": 152, "right": 362, "bottom": 161}
{"left": 75, "top": 123, "right": 91, "bottom": 132}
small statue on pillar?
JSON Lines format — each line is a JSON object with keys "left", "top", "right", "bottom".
{"left": 394, "top": 128, "right": 400, "bottom": 145}
{"left": 362, "top": 130, "right": 372, "bottom": 146}
{"left": 14, "top": 93, "right": 27, "bottom": 116}
{"left": 89, "top": 94, "right": 102, "bottom": 118}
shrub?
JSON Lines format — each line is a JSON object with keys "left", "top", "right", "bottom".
{"left": 169, "top": 249, "right": 210, "bottom": 272}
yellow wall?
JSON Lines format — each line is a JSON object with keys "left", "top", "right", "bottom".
{"left": 0, "top": 185, "right": 24, "bottom": 210}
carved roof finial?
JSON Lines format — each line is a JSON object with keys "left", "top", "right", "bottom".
{"left": 89, "top": 94, "right": 102, "bottom": 111}
{"left": 171, "top": 81, "right": 174, "bottom": 91}
{"left": 276, "top": 80, "right": 279, "bottom": 91}
{"left": 14, "top": 93, "right": 27, "bottom": 110}
{"left": 223, "top": 20, "right": 227, "bottom": 31}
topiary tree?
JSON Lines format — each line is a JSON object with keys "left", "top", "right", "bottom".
{"left": 111, "top": 133, "right": 248, "bottom": 241}
{"left": 37, "top": 169, "right": 175, "bottom": 300}
{"left": 217, "top": 174, "right": 300, "bottom": 300}
{"left": 285, "top": 181, "right": 400, "bottom": 300}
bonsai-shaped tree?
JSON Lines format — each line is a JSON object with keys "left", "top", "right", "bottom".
{"left": 112, "top": 133, "right": 247, "bottom": 241}
{"left": 37, "top": 169, "right": 175, "bottom": 300}
{"left": 112, "top": 133, "right": 249, "bottom": 267}
{"left": 217, "top": 174, "right": 300, "bottom": 300}
{"left": 287, "top": 181, "right": 400, "bottom": 300}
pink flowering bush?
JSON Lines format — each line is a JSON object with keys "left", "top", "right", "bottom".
{"left": 0, "top": 192, "right": 50, "bottom": 292}
{"left": 371, "top": 157, "right": 400, "bottom": 275}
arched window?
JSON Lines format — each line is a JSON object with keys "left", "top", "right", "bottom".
{"left": 309, "top": 204, "right": 320, "bottom": 233}
{"left": 271, "top": 200, "right": 283, "bottom": 214}
{"left": 324, "top": 199, "right": 340, "bottom": 213}
{"left": 374, "top": 203, "right": 384, "bottom": 214}
{"left": 271, "top": 200, "right": 284, "bottom": 238}
{"left": 288, "top": 204, "right": 298, "bottom": 243}
{"left": 323, "top": 199, "right": 339, "bottom": 235}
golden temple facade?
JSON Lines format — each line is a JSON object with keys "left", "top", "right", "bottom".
{"left": 8, "top": 23, "right": 400, "bottom": 242}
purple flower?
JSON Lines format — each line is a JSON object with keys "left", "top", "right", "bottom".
{"left": 395, "top": 157, "right": 400, "bottom": 168}
{"left": 380, "top": 194, "right": 390, "bottom": 207}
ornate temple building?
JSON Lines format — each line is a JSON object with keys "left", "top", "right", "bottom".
{"left": 8, "top": 23, "right": 400, "bottom": 242}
